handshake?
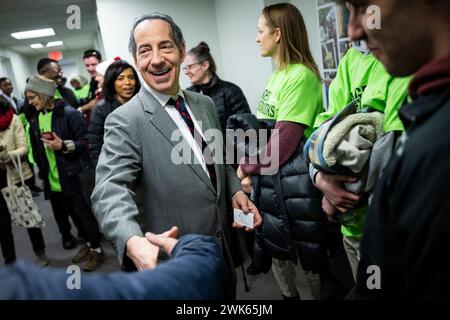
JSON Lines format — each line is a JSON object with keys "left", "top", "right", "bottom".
{"left": 126, "top": 226, "right": 179, "bottom": 271}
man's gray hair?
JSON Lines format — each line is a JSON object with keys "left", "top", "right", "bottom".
{"left": 128, "top": 13, "right": 185, "bottom": 57}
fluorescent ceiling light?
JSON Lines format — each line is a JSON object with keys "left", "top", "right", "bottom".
{"left": 30, "top": 43, "right": 44, "bottom": 49}
{"left": 11, "top": 28, "right": 55, "bottom": 40}
{"left": 46, "top": 41, "right": 63, "bottom": 47}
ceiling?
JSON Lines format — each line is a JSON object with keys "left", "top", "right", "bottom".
{"left": 0, "top": 0, "right": 98, "bottom": 55}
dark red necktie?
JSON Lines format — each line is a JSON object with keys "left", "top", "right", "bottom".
{"left": 168, "top": 97, "right": 217, "bottom": 190}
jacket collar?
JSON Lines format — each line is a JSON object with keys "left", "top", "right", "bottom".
{"left": 400, "top": 86, "right": 450, "bottom": 128}
{"left": 409, "top": 51, "right": 450, "bottom": 99}
{"left": 41, "top": 103, "right": 65, "bottom": 117}
{"left": 192, "top": 74, "right": 219, "bottom": 93}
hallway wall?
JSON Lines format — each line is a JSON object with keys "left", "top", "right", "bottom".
{"left": 95, "top": 0, "right": 323, "bottom": 113}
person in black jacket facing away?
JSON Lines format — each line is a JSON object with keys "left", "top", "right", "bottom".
{"left": 338, "top": 0, "right": 450, "bottom": 299}
{"left": 24, "top": 75, "right": 105, "bottom": 272}
{"left": 88, "top": 60, "right": 140, "bottom": 167}
{"left": 184, "top": 42, "right": 250, "bottom": 133}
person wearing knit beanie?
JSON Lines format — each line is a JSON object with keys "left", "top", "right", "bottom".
{"left": 25, "top": 75, "right": 57, "bottom": 98}
{"left": 24, "top": 74, "right": 105, "bottom": 271}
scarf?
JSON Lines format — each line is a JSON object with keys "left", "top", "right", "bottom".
{"left": 0, "top": 107, "right": 14, "bottom": 131}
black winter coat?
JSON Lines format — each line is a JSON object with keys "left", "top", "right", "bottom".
{"left": 187, "top": 74, "right": 250, "bottom": 133}
{"left": 350, "top": 87, "right": 450, "bottom": 299}
{"left": 87, "top": 99, "right": 121, "bottom": 166}
{"left": 227, "top": 114, "right": 329, "bottom": 274}
{"left": 57, "top": 86, "right": 79, "bottom": 109}
{"left": 27, "top": 103, "right": 91, "bottom": 198}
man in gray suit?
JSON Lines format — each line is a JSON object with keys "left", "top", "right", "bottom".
{"left": 91, "top": 13, "right": 261, "bottom": 273}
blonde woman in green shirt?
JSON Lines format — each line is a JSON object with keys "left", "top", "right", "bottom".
{"left": 236, "top": 3, "right": 325, "bottom": 300}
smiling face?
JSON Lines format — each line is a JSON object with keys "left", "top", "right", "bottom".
{"left": 114, "top": 67, "right": 137, "bottom": 103}
{"left": 133, "top": 19, "right": 185, "bottom": 96}
{"left": 346, "top": 0, "right": 433, "bottom": 76}
{"left": 25, "top": 90, "right": 43, "bottom": 111}
{"left": 41, "top": 62, "right": 62, "bottom": 83}
{"left": 84, "top": 56, "right": 101, "bottom": 78}
{"left": 256, "top": 15, "right": 280, "bottom": 59}
{"left": 183, "top": 54, "right": 208, "bottom": 85}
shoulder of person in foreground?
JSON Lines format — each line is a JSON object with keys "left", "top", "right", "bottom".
{"left": 0, "top": 235, "right": 231, "bottom": 300}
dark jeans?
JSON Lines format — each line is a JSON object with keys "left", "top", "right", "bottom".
{"left": 49, "top": 190, "right": 101, "bottom": 248}
{"left": 0, "top": 169, "right": 45, "bottom": 264}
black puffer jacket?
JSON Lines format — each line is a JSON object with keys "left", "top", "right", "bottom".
{"left": 187, "top": 74, "right": 250, "bottom": 133}
{"left": 87, "top": 98, "right": 121, "bottom": 166}
{"left": 227, "top": 113, "right": 329, "bottom": 273}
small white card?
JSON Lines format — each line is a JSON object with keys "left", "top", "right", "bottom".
{"left": 233, "top": 209, "right": 254, "bottom": 229}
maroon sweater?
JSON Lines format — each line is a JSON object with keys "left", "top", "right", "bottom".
{"left": 240, "top": 121, "right": 305, "bottom": 175}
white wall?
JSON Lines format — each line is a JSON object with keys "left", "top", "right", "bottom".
{"left": 214, "top": 0, "right": 273, "bottom": 113}
{"left": 96, "top": 0, "right": 222, "bottom": 90}
{"left": 291, "top": 0, "right": 323, "bottom": 74}
{"left": 94, "top": 0, "right": 324, "bottom": 113}
{"left": 0, "top": 47, "right": 33, "bottom": 98}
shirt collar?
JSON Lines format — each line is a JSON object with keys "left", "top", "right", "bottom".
{"left": 142, "top": 81, "right": 185, "bottom": 107}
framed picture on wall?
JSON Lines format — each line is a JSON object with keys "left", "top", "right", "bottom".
{"left": 321, "top": 39, "right": 337, "bottom": 70}
{"left": 318, "top": 0, "right": 334, "bottom": 6}
{"left": 338, "top": 38, "right": 352, "bottom": 60}
{"left": 336, "top": 5, "right": 350, "bottom": 38}
{"left": 318, "top": 5, "right": 337, "bottom": 42}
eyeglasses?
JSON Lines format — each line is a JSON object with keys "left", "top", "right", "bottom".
{"left": 182, "top": 61, "right": 205, "bottom": 71}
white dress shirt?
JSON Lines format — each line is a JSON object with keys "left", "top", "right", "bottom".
{"left": 142, "top": 82, "right": 210, "bottom": 177}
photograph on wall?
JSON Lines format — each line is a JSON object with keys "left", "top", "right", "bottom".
{"left": 336, "top": 5, "right": 350, "bottom": 38}
{"left": 318, "top": 0, "right": 334, "bottom": 6}
{"left": 338, "top": 38, "right": 352, "bottom": 60}
{"left": 318, "top": 5, "right": 337, "bottom": 42}
{"left": 322, "top": 39, "right": 337, "bottom": 70}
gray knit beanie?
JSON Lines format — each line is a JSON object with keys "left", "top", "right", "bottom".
{"left": 25, "top": 75, "right": 57, "bottom": 97}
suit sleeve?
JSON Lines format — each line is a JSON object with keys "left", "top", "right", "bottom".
{"left": 0, "top": 235, "right": 230, "bottom": 300}
{"left": 91, "top": 109, "right": 143, "bottom": 265}
{"left": 62, "top": 108, "right": 90, "bottom": 155}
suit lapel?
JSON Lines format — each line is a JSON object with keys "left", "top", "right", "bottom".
{"left": 138, "top": 88, "right": 217, "bottom": 196}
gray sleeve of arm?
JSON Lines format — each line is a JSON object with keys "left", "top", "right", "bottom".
{"left": 91, "top": 110, "right": 143, "bottom": 265}
{"left": 309, "top": 163, "right": 319, "bottom": 186}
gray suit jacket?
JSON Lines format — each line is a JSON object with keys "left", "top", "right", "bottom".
{"left": 91, "top": 87, "right": 242, "bottom": 265}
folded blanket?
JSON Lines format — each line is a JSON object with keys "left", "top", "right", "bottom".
{"left": 323, "top": 112, "right": 384, "bottom": 173}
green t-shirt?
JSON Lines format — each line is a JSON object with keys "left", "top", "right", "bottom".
{"left": 314, "top": 48, "right": 411, "bottom": 238}
{"left": 257, "top": 63, "right": 323, "bottom": 138}
{"left": 38, "top": 111, "right": 62, "bottom": 192}
{"left": 73, "top": 84, "right": 90, "bottom": 103}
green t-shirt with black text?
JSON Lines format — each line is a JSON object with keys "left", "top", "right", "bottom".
{"left": 314, "top": 48, "right": 411, "bottom": 238}
{"left": 257, "top": 63, "right": 323, "bottom": 138}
